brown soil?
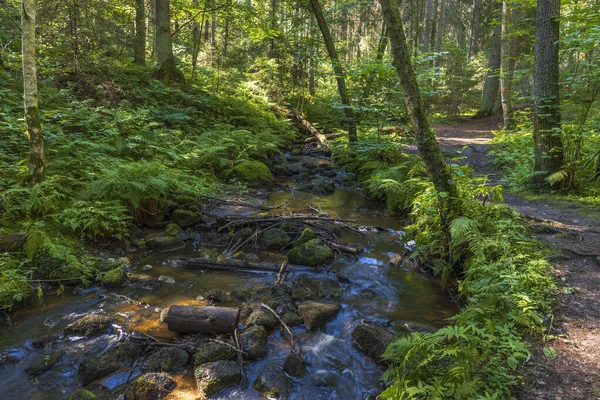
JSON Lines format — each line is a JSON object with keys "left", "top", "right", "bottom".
{"left": 431, "top": 115, "right": 600, "bottom": 400}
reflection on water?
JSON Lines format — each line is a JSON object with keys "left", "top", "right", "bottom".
{"left": 0, "top": 172, "right": 457, "bottom": 399}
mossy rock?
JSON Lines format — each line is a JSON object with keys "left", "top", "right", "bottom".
{"left": 172, "top": 209, "right": 202, "bottom": 228}
{"left": 194, "top": 342, "right": 236, "bottom": 366}
{"left": 295, "top": 228, "right": 314, "bottom": 246}
{"left": 287, "top": 239, "right": 334, "bottom": 267}
{"left": 78, "top": 354, "right": 120, "bottom": 385}
{"left": 142, "top": 347, "right": 189, "bottom": 372}
{"left": 297, "top": 301, "right": 341, "bottom": 330}
{"left": 126, "top": 274, "right": 161, "bottom": 291}
{"left": 290, "top": 284, "right": 313, "bottom": 301}
{"left": 282, "top": 312, "right": 303, "bottom": 327}
{"left": 312, "top": 181, "right": 335, "bottom": 196}
{"left": 101, "top": 267, "right": 125, "bottom": 286}
{"left": 146, "top": 236, "right": 185, "bottom": 252}
{"left": 280, "top": 222, "right": 295, "bottom": 232}
{"left": 317, "top": 279, "right": 342, "bottom": 299}
{"left": 351, "top": 323, "right": 396, "bottom": 358}
{"left": 273, "top": 165, "right": 293, "bottom": 177}
{"left": 64, "top": 314, "right": 112, "bottom": 337}
{"left": 228, "top": 161, "right": 274, "bottom": 189}
{"left": 229, "top": 289, "right": 252, "bottom": 302}
{"left": 239, "top": 325, "right": 268, "bottom": 359}
{"left": 247, "top": 309, "right": 278, "bottom": 330}
{"left": 67, "top": 389, "right": 97, "bottom": 400}
{"left": 164, "top": 223, "right": 182, "bottom": 237}
{"left": 24, "top": 349, "right": 65, "bottom": 376}
{"left": 261, "top": 228, "right": 291, "bottom": 249}
{"left": 283, "top": 353, "right": 307, "bottom": 378}
{"left": 0, "top": 275, "right": 32, "bottom": 310}
{"left": 125, "top": 372, "right": 176, "bottom": 400}
{"left": 204, "top": 289, "right": 228, "bottom": 303}
{"left": 118, "top": 338, "right": 148, "bottom": 362}
{"left": 194, "top": 360, "right": 242, "bottom": 398}
{"left": 253, "top": 363, "right": 292, "bottom": 400}
{"left": 133, "top": 239, "right": 147, "bottom": 249}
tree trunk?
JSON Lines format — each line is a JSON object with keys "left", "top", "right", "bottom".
{"left": 155, "top": 0, "right": 184, "bottom": 84}
{"left": 134, "top": 0, "right": 146, "bottom": 65}
{"left": 223, "top": 18, "right": 229, "bottom": 58}
{"left": 436, "top": 0, "right": 447, "bottom": 53}
{"left": 422, "top": 0, "right": 432, "bottom": 51}
{"left": 476, "top": 11, "right": 501, "bottom": 118}
{"left": 533, "top": 0, "right": 563, "bottom": 185}
{"left": 21, "top": 0, "right": 45, "bottom": 183}
{"left": 165, "top": 306, "right": 240, "bottom": 334}
{"left": 379, "top": 0, "right": 457, "bottom": 220}
{"left": 467, "top": 0, "right": 480, "bottom": 60}
{"left": 499, "top": 0, "right": 514, "bottom": 129}
{"left": 308, "top": 0, "right": 358, "bottom": 143}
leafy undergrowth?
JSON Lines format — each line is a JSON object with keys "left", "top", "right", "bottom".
{"left": 0, "top": 62, "right": 293, "bottom": 310}
{"left": 335, "top": 137, "right": 556, "bottom": 399}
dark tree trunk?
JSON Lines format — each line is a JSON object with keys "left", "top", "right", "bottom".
{"left": 133, "top": 0, "right": 146, "bottom": 65}
{"left": 308, "top": 0, "right": 358, "bottom": 142}
{"left": 533, "top": 0, "right": 563, "bottom": 185}
{"left": 476, "top": 10, "right": 501, "bottom": 118}
{"left": 155, "top": 0, "right": 184, "bottom": 84}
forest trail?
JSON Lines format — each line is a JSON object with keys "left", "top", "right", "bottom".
{"left": 434, "top": 116, "right": 600, "bottom": 400}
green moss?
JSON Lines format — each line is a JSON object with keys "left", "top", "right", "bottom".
{"left": 67, "top": 389, "right": 97, "bottom": 400}
{"left": 239, "top": 325, "right": 268, "bottom": 359}
{"left": 228, "top": 161, "right": 274, "bottom": 189}
{"left": 0, "top": 274, "right": 33, "bottom": 311}
{"left": 172, "top": 209, "right": 202, "bottom": 228}
{"left": 194, "top": 361, "right": 242, "bottom": 398}
{"left": 261, "top": 228, "right": 291, "bottom": 248}
{"left": 280, "top": 222, "right": 294, "bottom": 232}
{"left": 128, "top": 372, "right": 176, "bottom": 400}
{"left": 146, "top": 235, "right": 185, "bottom": 252}
{"left": 164, "top": 223, "right": 182, "bottom": 237}
{"left": 101, "top": 267, "right": 125, "bottom": 286}
{"left": 287, "top": 239, "right": 334, "bottom": 267}
{"left": 24, "top": 349, "right": 65, "bottom": 376}
{"left": 194, "top": 342, "right": 236, "bottom": 366}
{"left": 64, "top": 314, "right": 112, "bottom": 337}
{"left": 296, "top": 228, "right": 314, "bottom": 245}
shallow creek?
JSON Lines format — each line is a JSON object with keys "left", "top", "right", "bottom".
{"left": 0, "top": 154, "right": 457, "bottom": 399}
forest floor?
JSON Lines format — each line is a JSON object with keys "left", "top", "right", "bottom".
{"left": 430, "top": 116, "right": 600, "bottom": 399}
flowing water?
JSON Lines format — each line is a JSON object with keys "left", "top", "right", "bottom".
{"left": 0, "top": 155, "right": 457, "bottom": 400}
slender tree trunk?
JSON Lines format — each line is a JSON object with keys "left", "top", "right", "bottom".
{"left": 21, "top": 0, "right": 45, "bottom": 183}
{"left": 533, "top": 0, "right": 563, "bottom": 185}
{"left": 223, "top": 18, "right": 229, "bottom": 58}
{"left": 134, "top": 0, "right": 146, "bottom": 65}
{"left": 499, "top": 0, "right": 514, "bottom": 129}
{"left": 422, "top": 0, "right": 432, "bottom": 51}
{"left": 436, "top": 0, "right": 447, "bottom": 53}
{"left": 476, "top": 11, "right": 501, "bottom": 118}
{"left": 467, "top": 0, "right": 480, "bottom": 60}
{"left": 359, "top": 24, "right": 388, "bottom": 119}
{"left": 155, "top": 0, "right": 183, "bottom": 83}
{"left": 430, "top": 0, "right": 439, "bottom": 52}
{"left": 308, "top": 15, "right": 316, "bottom": 96}
{"left": 308, "top": 0, "right": 358, "bottom": 142}
{"left": 379, "top": 0, "right": 457, "bottom": 219}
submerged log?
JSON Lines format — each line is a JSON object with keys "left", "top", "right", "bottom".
{"left": 165, "top": 305, "right": 240, "bottom": 334}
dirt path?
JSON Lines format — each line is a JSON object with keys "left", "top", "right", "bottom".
{"left": 432, "top": 116, "right": 600, "bottom": 400}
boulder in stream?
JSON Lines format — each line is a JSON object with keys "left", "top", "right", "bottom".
{"left": 204, "top": 289, "right": 229, "bottom": 303}
{"left": 318, "top": 279, "right": 342, "bottom": 299}
{"left": 312, "top": 181, "right": 335, "bottom": 196}
{"left": 253, "top": 363, "right": 292, "bottom": 399}
{"left": 24, "top": 349, "right": 65, "bottom": 376}
{"left": 126, "top": 274, "right": 161, "bottom": 291}
{"left": 78, "top": 354, "right": 120, "bottom": 385}
{"left": 282, "top": 312, "right": 303, "bottom": 327}
{"left": 351, "top": 323, "right": 396, "bottom": 358}
{"left": 273, "top": 165, "right": 293, "bottom": 177}
{"left": 297, "top": 301, "right": 341, "bottom": 330}
{"left": 228, "top": 161, "right": 274, "bottom": 189}
{"left": 164, "top": 223, "right": 182, "bottom": 237}
{"left": 194, "top": 360, "right": 242, "bottom": 398}
{"left": 261, "top": 228, "right": 291, "bottom": 249}
{"left": 101, "top": 267, "right": 125, "bottom": 286}
{"left": 142, "top": 347, "right": 190, "bottom": 372}
{"left": 287, "top": 239, "right": 334, "bottom": 267}
{"left": 295, "top": 228, "right": 314, "bottom": 246}
{"left": 145, "top": 236, "right": 185, "bottom": 252}
{"left": 239, "top": 325, "right": 268, "bottom": 359}
{"left": 67, "top": 389, "right": 97, "bottom": 400}
{"left": 172, "top": 209, "right": 202, "bottom": 228}
{"left": 64, "top": 314, "right": 113, "bottom": 337}
{"left": 125, "top": 372, "right": 176, "bottom": 400}
{"left": 247, "top": 309, "right": 278, "bottom": 330}
{"left": 194, "top": 342, "right": 236, "bottom": 365}
{"left": 283, "top": 353, "right": 307, "bottom": 378}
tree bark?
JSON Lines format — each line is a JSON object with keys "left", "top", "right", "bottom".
{"left": 379, "top": 0, "right": 457, "bottom": 219}
{"left": 165, "top": 306, "right": 240, "bottom": 334}
{"left": 422, "top": 0, "right": 432, "bottom": 51}
{"left": 533, "top": 0, "right": 563, "bottom": 185}
{"left": 308, "top": 0, "right": 358, "bottom": 143}
{"left": 134, "top": 0, "right": 146, "bottom": 65}
{"left": 476, "top": 9, "right": 501, "bottom": 118}
{"left": 21, "top": 0, "right": 45, "bottom": 183}
{"left": 155, "top": 0, "right": 184, "bottom": 84}
{"left": 499, "top": 0, "right": 514, "bottom": 129}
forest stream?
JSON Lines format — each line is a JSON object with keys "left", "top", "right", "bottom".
{"left": 0, "top": 149, "right": 457, "bottom": 399}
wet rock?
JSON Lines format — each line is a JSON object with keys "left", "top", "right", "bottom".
{"left": 247, "top": 309, "right": 278, "bottom": 330}
{"left": 253, "top": 363, "right": 292, "bottom": 399}
{"left": 101, "top": 267, "right": 125, "bottom": 286}
{"left": 98, "top": 257, "right": 131, "bottom": 272}
{"left": 164, "top": 223, "right": 182, "bottom": 237}
{"left": 301, "top": 162, "right": 318, "bottom": 170}
{"left": 229, "top": 289, "right": 252, "bottom": 302}
{"left": 0, "top": 353, "right": 19, "bottom": 366}
{"left": 194, "top": 360, "right": 242, "bottom": 398}
{"left": 194, "top": 342, "right": 236, "bottom": 366}
{"left": 283, "top": 353, "right": 307, "bottom": 377}
{"left": 298, "top": 184, "right": 314, "bottom": 192}
{"left": 287, "top": 239, "right": 334, "bottom": 267}
{"left": 318, "top": 279, "right": 342, "bottom": 299}
{"left": 142, "top": 347, "right": 189, "bottom": 372}
{"left": 273, "top": 165, "right": 293, "bottom": 177}
{"left": 290, "top": 284, "right": 313, "bottom": 301}
{"left": 291, "top": 148, "right": 303, "bottom": 156}
{"left": 158, "top": 275, "right": 175, "bottom": 284}
{"left": 298, "top": 301, "right": 341, "bottom": 330}
{"left": 133, "top": 239, "right": 147, "bottom": 250}
{"left": 146, "top": 235, "right": 185, "bottom": 253}
{"left": 287, "top": 165, "right": 301, "bottom": 175}
{"left": 361, "top": 288, "right": 377, "bottom": 299}
{"left": 296, "top": 228, "right": 314, "bottom": 246}
{"left": 320, "top": 169, "right": 337, "bottom": 178}
{"left": 30, "top": 333, "right": 61, "bottom": 349}
{"left": 282, "top": 312, "right": 303, "bottom": 327}
{"left": 204, "top": 289, "right": 228, "bottom": 303}
{"left": 118, "top": 338, "right": 148, "bottom": 362}
{"left": 65, "top": 314, "right": 112, "bottom": 337}
{"left": 172, "top": 209, "right": 202, "bottom": 228}
{"left": 73, "top": 285, "right": 85, "bottom": 295}
{"left": 387, "top": 253, "right": 403, "bottom": 267}
{"left": 78, "top": 354, "right": 120, "bottom": 385}
{"left": 142, "top": 264, "right": 153, "bottom": 271}
{"left": 402, "top": 321, "right": 437, "bottom": 333}
{"left": 228, "top": 160, "right": 274, "bottom": 189}
{"left": 239, "top": 325, "right": 268, "bottom": 359}
{"left": 67, "top": 389, "right": 97, "bottom": 400}
{"left": 125, "top": 372, "right": 176, "bottom": 400}
{"left": 24, "top": 349, "right": 65, "bottom": 376}
{"left": 261, "top": 228, "right": 291, "bottom": 249}
{"left": 351, "top": 323, "right": 396, "bottom": 358}
{"left": 126, "top": 274, "right": 161, "bottom": 291}
{"left": 294, "top": 172, "right": 314, "bottom": 183}
{"left": 312, "top": 181, "right": 335, "bottom": 196}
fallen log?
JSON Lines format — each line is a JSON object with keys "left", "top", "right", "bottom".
{"left": 288, "top": 108, "right": 329, "bottom": 149}
{"left": 293, "top": 132, "right": 345, "bottom": 145}
{"left": 217, "top": 215, "right": 356, "bottom": 232}
{"left": 165, "top": 305, "right": 240, "bottom": 334}
{"left": 171, "top": 258, "right": 318, "bottom": 273}
{"left": 329, "top": 242, "right": 361, "bottom": 255}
